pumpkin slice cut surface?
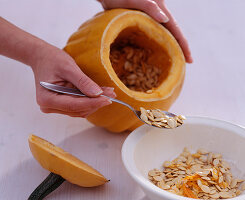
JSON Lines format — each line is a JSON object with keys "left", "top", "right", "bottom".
{"left": 29, "top": 134, "right": 108, "bottom": 187}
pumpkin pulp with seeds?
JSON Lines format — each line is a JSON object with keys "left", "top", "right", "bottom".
{"left": 110, "top": 27, "right": 171, "bottom": 93}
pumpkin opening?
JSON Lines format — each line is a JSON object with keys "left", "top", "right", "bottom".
{"left": 110, "top": 26, "right": 172, "bottom": 93}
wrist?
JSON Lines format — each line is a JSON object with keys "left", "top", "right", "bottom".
{"left": 28, "top": 38, "right": 63, "bottom": 74}
{"left": 27, "top": 39, "right": 51, "bottom": 71}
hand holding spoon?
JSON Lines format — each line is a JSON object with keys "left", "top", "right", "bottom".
{"left": 40, "top": 82, "right": 185, "bottom": 128}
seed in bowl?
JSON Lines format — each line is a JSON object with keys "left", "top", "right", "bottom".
{"left": 148, "top": 148, "right": 245, "bottom": 199}
{"left": 140, "top": 107, "right": 185, "bottom": 128}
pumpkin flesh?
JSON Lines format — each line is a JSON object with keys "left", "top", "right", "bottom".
{"left": 29, "top": 134, "right": 108, "bottom": 187}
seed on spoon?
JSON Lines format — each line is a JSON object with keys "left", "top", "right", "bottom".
{"left": 167, "top": 118, "right": 177, "bottom": 129}
{"left": 139, "top": 107, "right": 185, "bottom": 128}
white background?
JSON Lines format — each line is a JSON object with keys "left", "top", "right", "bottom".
{"left": 0, "top": 0, "right": 245, "bottom": 199}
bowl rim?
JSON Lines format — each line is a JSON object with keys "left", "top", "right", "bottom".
{"left": 121, "top": 116, "right": 245, "bottom": 200}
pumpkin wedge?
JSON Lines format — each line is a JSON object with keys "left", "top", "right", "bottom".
{"left": 64, "top": 9, "right": 186, "bottom": 132}
{"left": 28, "top": 134, "right": 109, "bottom": 199}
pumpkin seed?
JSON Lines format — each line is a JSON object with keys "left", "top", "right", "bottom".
{"left": 212, "top": 168, "right": 218, "bottom": 180}
{"left": 224, "top": 173, "right": 232, "bottom": 185}
{"left": 207, "top": 153, "right": 213, "bottom": 164}
{"left": 219, "top": 191, "right": 233, "bottom": 198}
{"left": 163, "top": 161, "right": 172, "bottom": 168}
{"left": 231, "top": 178, "right": 238, "bottom": 188}
{"left": 213, "top": 158, "right": 220, "bottom": 166}
{"left": 159, "top": 183, "right": 170, "bottom": 190}
{"left": 201, "top": 176, "right": 211, "bottom": 181}
{"left": 240, "top": 182, "right": 245, "bottom": 191}
{"left": 220, "top": 167, "right": 226, "bottom": 173}
{"left": 197, "top": 148, "right": 209, "bottom": 155}
{"left": 209, "top": 193, "right": 220, "bottom": 198}
{"left": 148, "top": 170, "right": 157, "bottom": 177}
{"left": 178, "top": 115, "right": 186, "bottom": 120}
{"left": 153, "top": 176, "right": 163, "bottom": 182}
{"left": 201, "top": 185, "right": 211, "bottom": 194}
{"left": 237, "top": 179, "right": 244, "bottom": 183}
{"left": 140, "top": 113, "right": 148, "bottom": 122}
{"left": 218, "top": 175, "right": 224, "bottom": 184}
{"left": 167, "top": 118, "right": 177, "bottom": 128}
{"left": 236, "top": 189, "right": 241, "bottom": 195}
{"left": 200, "top": 155, "right": 208, "bottom": 163}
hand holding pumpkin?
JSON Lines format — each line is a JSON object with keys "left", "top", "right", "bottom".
{"left": 98, "top": 0, "right": 193, "bottom": 63}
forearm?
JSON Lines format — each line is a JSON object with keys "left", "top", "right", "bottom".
{"left": 0, "top": 17, "right": 50, "bottom": 68}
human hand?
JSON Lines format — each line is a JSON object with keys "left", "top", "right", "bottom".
{"left": 98, "top": 0, "right": 193, "bottom": 63}
{"left": 31, "top": 44, "right": 116, "bottom": 118}
{"left": 0, "top": 17, "right": 116, "bottom": 118}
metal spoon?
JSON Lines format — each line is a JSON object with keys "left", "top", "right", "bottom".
{"left": 40, "top": 81, "right": 178, "bottom": 128}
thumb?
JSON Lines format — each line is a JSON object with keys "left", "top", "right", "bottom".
{"left": 63, "top": 65, "right": 103, "bottom": 97}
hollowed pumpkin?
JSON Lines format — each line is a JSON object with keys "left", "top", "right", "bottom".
{"left": 64, "top": 9, "right": 185, "bottom": 132}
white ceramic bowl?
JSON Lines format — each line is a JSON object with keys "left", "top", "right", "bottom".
{"left": 122, "top": 117, "right": 245, "bottom": 200}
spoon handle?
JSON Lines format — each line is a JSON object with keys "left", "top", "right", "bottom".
{"left": 39, "top": 82, "right": 134, "bottom": 110}
{"left": 40, "top": 82, "right": 87, "bottom": 97}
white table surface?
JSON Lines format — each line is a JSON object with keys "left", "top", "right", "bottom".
{"left": 1, "top": 0, "right": 245, "bottom": 199}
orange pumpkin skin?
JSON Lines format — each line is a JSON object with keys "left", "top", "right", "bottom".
{"left": 64, "top": 9, "right": 185, "bottom": 132}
